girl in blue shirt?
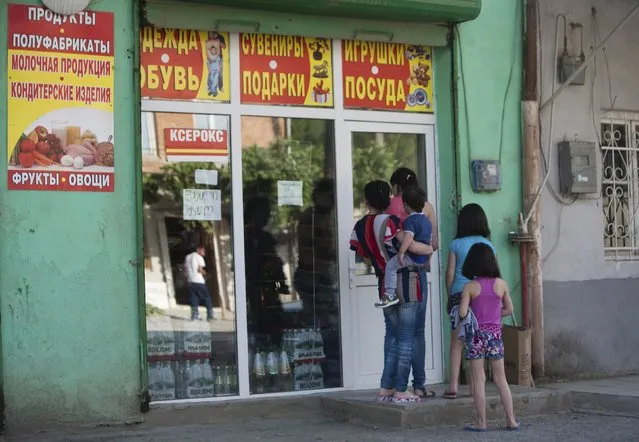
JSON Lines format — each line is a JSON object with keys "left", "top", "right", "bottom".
{"left": 443, "top": 203, "right": 495, "bottom": 399}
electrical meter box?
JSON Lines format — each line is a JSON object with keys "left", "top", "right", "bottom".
{"left": 558, "top": 141, "right": 597, "bottom": 194}
{"left": 471, "top": 160, "right": 501, "bottom": 192}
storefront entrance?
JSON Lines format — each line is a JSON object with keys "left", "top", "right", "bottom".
{"left": 140, "top": 34, "right": 443, "bottom": 403}
{"left": 343, "top": 121, "right": 443, "bottom": 389}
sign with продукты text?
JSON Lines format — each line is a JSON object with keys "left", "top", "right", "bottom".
{"left": 240, "top": 34, "right": 333, "bottom": 107}
{"left": 341, "top": 41, "right": 434, "bottom": 113}
{"left": 183, "top": 189, "right": 221, "bottom": 221}
{"left": 140, "top": 27, "right": 230, "bottom": 102}
{"left": 277, "top": 180, "right": 303, "bottom": 206}
{"left": 7, "top": 5, "right": 115, "bottom": 192}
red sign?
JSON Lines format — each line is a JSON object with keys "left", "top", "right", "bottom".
{"left": 9, "top": 170, "right": 114, "bottom": 192}
{"left": 342, "top": 41, "right": 434, "bottom": 113}
{"left": 239, "top": 34, "right": 333, "bottom": 107}
{"left": 7, "top": 5, "right": 115, "bottom": 192}
{"left": 164, "top": 128, "right": 228, "bottom": 162}
{"left": 140, "top": 28, "right": 230, "bottom": 102}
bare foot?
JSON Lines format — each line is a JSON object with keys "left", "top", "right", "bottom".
{"left": 378, "top": 388, "right": 394, "bottom": 397}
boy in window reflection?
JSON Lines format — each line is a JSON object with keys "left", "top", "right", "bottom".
{"left": 184, "top": 245, "right": 214, "bottom": 321}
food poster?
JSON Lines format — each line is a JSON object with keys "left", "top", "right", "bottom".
{"left": 7, "top": 5, "right": 115, "bottom": 191}
{"left": 140, "top": 27, "right": 230, "bottom": 101}
{"left": 240, "top": 34, "right": 333, "bottom": 107}
{"left": 342, "top": 41, "right": 434, "bottom": 113}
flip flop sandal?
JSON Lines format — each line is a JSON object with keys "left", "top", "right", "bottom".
{"left": 376, "top": 395, "right": 393, "bottom": 402}
{"left": 443, "top": 391, "right": 457, "bottom": 399}
{"left": 464, "top": 424, "right": 488, "bottom": 432}
{"left": 414, "top": 389, "right": 436, "bottom": 399}
{"left": 392, "top": 394, "right": 421, "bottom": 403}
{"left": 505, "top": 423, "right": 520, "bottom": 432}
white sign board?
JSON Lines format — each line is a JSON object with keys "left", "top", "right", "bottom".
{"left": 183, "top": 189, "right": 221, "bottom": 221}
{"left": 277, "top": 180, "right": 303, "bottom": 206}
{"left": 194, "top": 169, "right": 218, "bottom": 186}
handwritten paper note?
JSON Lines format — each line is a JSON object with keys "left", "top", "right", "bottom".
{"left": 277, "top": 180, "right": 303, "bottom": 206}
{"left": 183, "top": 189, "right": 221, "bottom": 221}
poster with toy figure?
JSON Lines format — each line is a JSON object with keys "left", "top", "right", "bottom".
{"left": 239, "top": 33, "right": 333, "bottom": 107}
{"left": 342, "top": 41, "right": 434, "bottom": 113}
{"left": 7, "top": 4, "right": 115, "bottom": 191}
{"left": 140, "top": 27, "right": 231, "bottom": 102}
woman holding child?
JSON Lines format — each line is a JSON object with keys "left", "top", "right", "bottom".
{"left": 350, "top": 167, "right": 437, "bottom": 402}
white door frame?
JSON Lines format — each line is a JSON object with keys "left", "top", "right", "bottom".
{"left": 337, "top": 121, "right": 443, "bottom": 389}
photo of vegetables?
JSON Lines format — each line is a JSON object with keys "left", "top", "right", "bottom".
{"left": 8, "top": 108, "right": 115, "bottom": 172}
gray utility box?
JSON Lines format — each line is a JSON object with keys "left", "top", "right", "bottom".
{"left": 558, "top": 141, "right": 597, "bottom": 194}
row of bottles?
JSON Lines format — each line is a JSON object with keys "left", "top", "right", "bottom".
{"left": 148, "top": 361, "right": 238, "bottom": 401}
{"left": 249, "top": 328, "right": 326, "bottom": 394}
{"left": 282, "top": 328, "right": 326, "bottom": 362}
{"left": 148, "top": 330, "right": 214, "bottom": 359}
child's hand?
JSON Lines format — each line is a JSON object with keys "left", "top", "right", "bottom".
{"left": 398, "top": 252, "right": 406, "bottom": 266}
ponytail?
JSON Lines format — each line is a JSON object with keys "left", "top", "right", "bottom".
{"left": 390, "top": 167, "right": 419, "bottom": 191}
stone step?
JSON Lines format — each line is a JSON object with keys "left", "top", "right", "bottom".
{"left": 319, "top": 384, "right": 572, "bottom": 429}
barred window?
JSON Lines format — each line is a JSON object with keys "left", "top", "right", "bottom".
{"left": 601, "top": 117, "right": 639, "bottom": 260}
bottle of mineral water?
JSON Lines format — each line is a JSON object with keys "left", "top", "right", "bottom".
{"left": 201, "top": 361, "right": 215, "bottom": 397}
{"left": 163, "top": 362, "right": 176, "bottom": 400}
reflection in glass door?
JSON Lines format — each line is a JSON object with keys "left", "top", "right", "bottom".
{"left": 240, "top": 116, "right": 342, "bottom": 394}
{"left": 141, "top": 112, "right": 238, "bottom": 402}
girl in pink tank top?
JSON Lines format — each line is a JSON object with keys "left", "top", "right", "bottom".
{"left": 458, "top": 243, "right": 519, "bottom": 432}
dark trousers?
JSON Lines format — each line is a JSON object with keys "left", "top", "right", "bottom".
{"left": 188, "top": 282, "right": 213, "bottom": 319}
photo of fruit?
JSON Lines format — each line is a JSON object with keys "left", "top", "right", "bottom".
{"left": 9, "top": 108, "right": 115, "bottom": 173}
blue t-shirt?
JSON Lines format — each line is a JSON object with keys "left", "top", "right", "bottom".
{"left": 400, "top": 213, "right": 432, "bottom": 265}
{"left": 449, "top": 235, "right": 496, "bottom": 294}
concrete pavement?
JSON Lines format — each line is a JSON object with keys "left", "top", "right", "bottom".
{"left": 3, "top": 412, "right": 638, "bottom": 442}
{"left": 2, "top": 376, "right": 639, "bottom": 441}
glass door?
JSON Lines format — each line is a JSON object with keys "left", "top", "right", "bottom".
{"left": 340, "top": 121, "right": 443, "bottom": 389}
{"left": 240, "top": 116, "right": 342, "bottom": 394}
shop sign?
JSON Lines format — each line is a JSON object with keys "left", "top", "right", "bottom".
{"left": 164, "top": 128, "right": 228, "bottom": 163}
{"left": 342, "top": 41, "right": 434, "bottom": 113}
{"left": 140, "top": 27, "right": 230, "bottom": 102}
{"left": 240, "top": 34, "right": 333, "bottom": 107}
{"left": 7, "top": 4, "right": 115, "bottom": 191}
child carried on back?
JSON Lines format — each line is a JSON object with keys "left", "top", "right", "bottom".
{"left": 377, "top": 186, "right": 433, "bottom": 308}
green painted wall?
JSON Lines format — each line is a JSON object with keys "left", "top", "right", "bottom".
{"left": 0, "top": 0, "right": 142, "bottom": 428}
{"left": 454, "top": 0, "right": 524, "bottom": 324}
{"left": 435, "top": 0, "right": 524, "bottom": 380}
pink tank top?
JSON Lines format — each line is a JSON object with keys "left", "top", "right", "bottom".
{"left": 386, "top": 195, "right": 408, "bottom": 220}
{"left": 470, "top": 278, "right": 502, "bottom": 328}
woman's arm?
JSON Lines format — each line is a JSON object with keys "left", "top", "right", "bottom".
{"left": 423, "top": 202, "right": 439, "bottom": 252}
{"left": 459, "top": 282, "right": 475, "bottom": 318}
{"left": 446, "top": 252, "right": 456, "bottom": 296}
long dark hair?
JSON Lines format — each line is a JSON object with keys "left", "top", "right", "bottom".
{"left": 462, "top": 243, "right": 501, "bottom": 279}
{"left": 364, "top": 180, "right": 391, "bottom": 211}
{"left": 390, "top": 167, "right": 419, "bottom": 192}
{"left": 455, "top": 203, "right": 491, "bottom": 239}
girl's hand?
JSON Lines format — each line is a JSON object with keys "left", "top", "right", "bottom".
{"left": 398, "top": 252, "right": 406, "bottom": 266}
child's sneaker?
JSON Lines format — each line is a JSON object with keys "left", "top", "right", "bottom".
{"left": 374, "top": 296, "right": 399, "bottom": 308}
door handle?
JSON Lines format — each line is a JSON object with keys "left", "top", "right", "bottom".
{"left": 348, "top": 267, "right": 357, "bottom": 289}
